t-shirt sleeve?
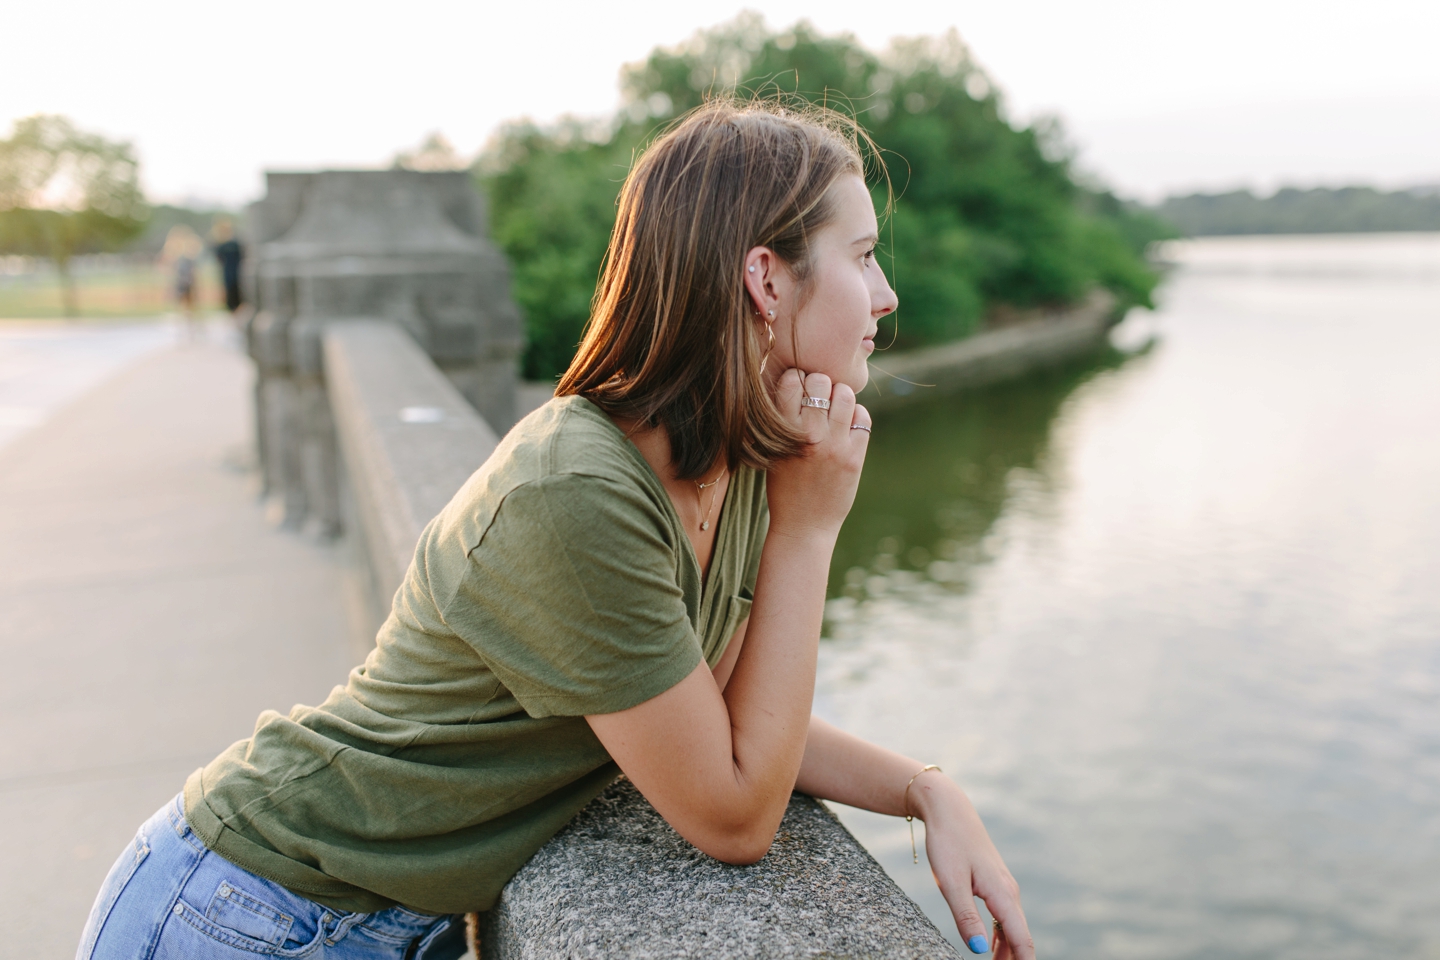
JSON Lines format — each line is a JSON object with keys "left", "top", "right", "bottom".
{"left": 438, "top": 473, "right": 703, "bottom": 718}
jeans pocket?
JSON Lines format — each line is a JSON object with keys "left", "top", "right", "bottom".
{"left": 77, "top": 832, "right": 151, "bottom": 960}
{"left": 170, "top": 903, "right": 326, "bottom": 960}
{"left": 204, "top": 882, "right": 295, "bottom": 947}
{"left": 171, "top": 881, "right": 333, "bottom": 956}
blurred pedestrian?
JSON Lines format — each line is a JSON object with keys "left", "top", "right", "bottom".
{"left": 211, "top": 217, "right": 243, "bottom": 314}
{"left": 161, "top": 224, "right": 202, "bottom": 339}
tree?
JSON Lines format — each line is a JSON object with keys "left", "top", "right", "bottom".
{"left": 0, "top": 115, "right": 148, "bottom": 317}
{"left": 480, "top": 119, "right": 648, "bottom": 379}
{"left": 479, "top": 16, "right": 1174, "bottom": 380}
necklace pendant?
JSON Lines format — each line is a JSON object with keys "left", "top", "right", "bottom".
{"left": 700, "top": 521, "right": 710, "bottom": 531}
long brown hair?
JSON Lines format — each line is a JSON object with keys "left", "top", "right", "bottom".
{"left": 555, "top": 99, "right": 878, "bottom": 480}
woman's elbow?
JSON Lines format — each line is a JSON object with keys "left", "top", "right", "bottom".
{"left": 655, "top": 778, "right": 788, "bottom": 864}
{"left": 697, "top": 824, "right": 776, "bottom": 865}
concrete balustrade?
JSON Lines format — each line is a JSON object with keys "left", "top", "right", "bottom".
{"left": 241, "top": 169, "right": 522, "bottom": 536}
{"left": 322, "top": 320, "right": 499, "bottom": 625}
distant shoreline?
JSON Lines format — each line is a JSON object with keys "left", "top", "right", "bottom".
{"left": 1154, "top": 185, "right": 1440, "bottom": 237}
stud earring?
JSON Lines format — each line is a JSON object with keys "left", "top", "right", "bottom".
{"left": 748, "top": 265, "right": 756, "bottom": 273}
{"left": 767, "top": 309, "right": 775, "bottom": 318}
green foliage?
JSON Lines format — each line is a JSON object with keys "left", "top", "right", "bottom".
{"left": 1158, "top": 186, "right": 1440, "bottom": 236}
{"left": 479, "top": 16, "right": 1169, "bottom": 379}
{"left": 0, "top": 114, "right": 148, "bottom": 315}
{"left": 481, "top": 122, "right": 643, "bottom": 380}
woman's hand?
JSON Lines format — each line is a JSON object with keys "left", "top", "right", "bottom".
{"left": 912, "top": 773, "right": 1035, "bottom": 959}
{"left": 766, "top": 368, "right": 872, "bottom": 540}
{"left": 796, "top": 719, "right": 1034, "bottom": 958}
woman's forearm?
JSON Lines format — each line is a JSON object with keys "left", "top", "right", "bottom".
{"left": 796, "top": 715, "right": 934, "bottom": 817}
{"left": 720, "top": 527, "right": 834, "bottom": 788}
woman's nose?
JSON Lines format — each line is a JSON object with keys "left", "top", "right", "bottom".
{"left": 874, "top": 279, "right": 898, "bottom": 316}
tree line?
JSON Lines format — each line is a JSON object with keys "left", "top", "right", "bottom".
{"left": 1157, "top": 186, "right": 1440, "bottom": 237}
{"left": 478, "top": 16, "right": 1171, "bottom": 381}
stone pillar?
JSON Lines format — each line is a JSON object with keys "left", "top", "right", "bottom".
{"left": 242, "top": 169, "right": 523, "bottom": 534}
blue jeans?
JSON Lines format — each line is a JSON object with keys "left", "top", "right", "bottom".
{"left": 77, "top": 795, "right": 467, "bottom": 959}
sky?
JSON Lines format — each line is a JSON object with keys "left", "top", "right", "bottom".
{"left": 4, "top": 0, "right": 1438, "bottom": 206}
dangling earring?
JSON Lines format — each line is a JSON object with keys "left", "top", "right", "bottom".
{"left": 758, "top": 315, "right": 776, "bottom": 375}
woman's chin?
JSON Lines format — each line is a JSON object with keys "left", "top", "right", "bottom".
{"left": 777, "top": 359, "right": 869, "bottom": 398}
{"left": 838, "top": 364, "right": 870, "bottom": 397}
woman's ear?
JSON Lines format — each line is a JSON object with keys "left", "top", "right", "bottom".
{"left": 743, "top": 246, "right": 782, "bottom": 320}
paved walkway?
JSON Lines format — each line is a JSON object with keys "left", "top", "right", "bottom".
{"left": 0, "top": 321, "right": 178, "bottom": 450}
{"left": 0, "top": 335, "right": 365, "bottom": 957}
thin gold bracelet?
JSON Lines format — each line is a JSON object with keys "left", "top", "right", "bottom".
{"left": 903, "top": 764, "right": 942, "bottom": 863}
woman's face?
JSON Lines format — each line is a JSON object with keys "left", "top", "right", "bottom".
{"left": 744, "top": 174, "right": 898, "bottom": 394}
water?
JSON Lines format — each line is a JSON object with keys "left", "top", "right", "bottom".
{"left": 818, "top": 233, "right": 1440, "bottom": 959}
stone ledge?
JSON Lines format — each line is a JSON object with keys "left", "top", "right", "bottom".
{"left": 322, "top": 320, "right": 498, "bottom": 616}
{"left": 480, "top": 778, "right": 961, "bottom": 959}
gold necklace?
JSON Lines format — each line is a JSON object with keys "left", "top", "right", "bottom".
{"left": 693, "top": 470, "right": 726, "bottom": 532}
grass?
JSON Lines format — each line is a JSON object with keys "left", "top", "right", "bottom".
{"left": 0, "top": 263, "right": 228, "bottom": 319}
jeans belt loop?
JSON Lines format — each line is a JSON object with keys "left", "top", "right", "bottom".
{"left": 325, "top": 911, "right": 363, "bottom": 945}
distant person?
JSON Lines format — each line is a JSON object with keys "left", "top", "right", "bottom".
{"left": 161, "top": 224, "right": 202, "bottom": 339}
{"left": 78, "top": 102, "right": 1034, "bottom": 960}
{"left": 211, "top": 218, "right": 244, "bottom": 313}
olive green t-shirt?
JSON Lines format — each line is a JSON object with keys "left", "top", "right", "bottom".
{"left": 183, "top": 396, "right": 768, "bottom": 915}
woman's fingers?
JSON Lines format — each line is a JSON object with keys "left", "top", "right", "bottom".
{"left": 987, "top": 894, "right": 1035, "bottom": 960}
{"left": 826, "top": 383, "right": 857, "bottom": 440}
{"left": 935, "top": 860, "right": 1033, "bottom": 958}
{"left": 930, "top": 864, "right": 989, "bottom": 954}
{"left": 946, "top": 892, "right": 992, "bottom": 955}
{"left": 798, "top": 371, "right": 832, "bottom": 439}
{"left": 775, "top": 368, "right": 804, "bottom": 425}
{"left": 790, "top": 370, "right": 866, "bottom": 448}
{"left": 849, "top": 402, "right": 871, "bottom": 441}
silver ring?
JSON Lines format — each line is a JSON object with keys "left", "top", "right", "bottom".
{"left": 801, "top": 396, "right": 831, "bottom": 410}
{"left": 850, "top": 424, "right": 871, "bottom": 433}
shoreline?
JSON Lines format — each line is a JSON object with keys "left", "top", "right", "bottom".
{"left": 860, "top": 289, "right": 1121, "bottom": 411}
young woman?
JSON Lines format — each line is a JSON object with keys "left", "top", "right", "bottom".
{"left": 79, "top": 101, "right": 1035, "bottom": 960}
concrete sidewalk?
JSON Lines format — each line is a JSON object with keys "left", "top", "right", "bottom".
{"left": 0, "top": 339, "right": 365, "bottom": 957}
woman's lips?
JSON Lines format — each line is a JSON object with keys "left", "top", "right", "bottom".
{"left": 862, "top": 335, "right": 875, "bottom": 353}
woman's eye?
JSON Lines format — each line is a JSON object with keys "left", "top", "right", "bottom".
{"left": 862, "top": 248, "right": 876, "bottom": 264}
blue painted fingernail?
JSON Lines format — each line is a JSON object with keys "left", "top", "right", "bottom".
{"left": 967, "top": 934, "right": 989, "bottom": 954}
